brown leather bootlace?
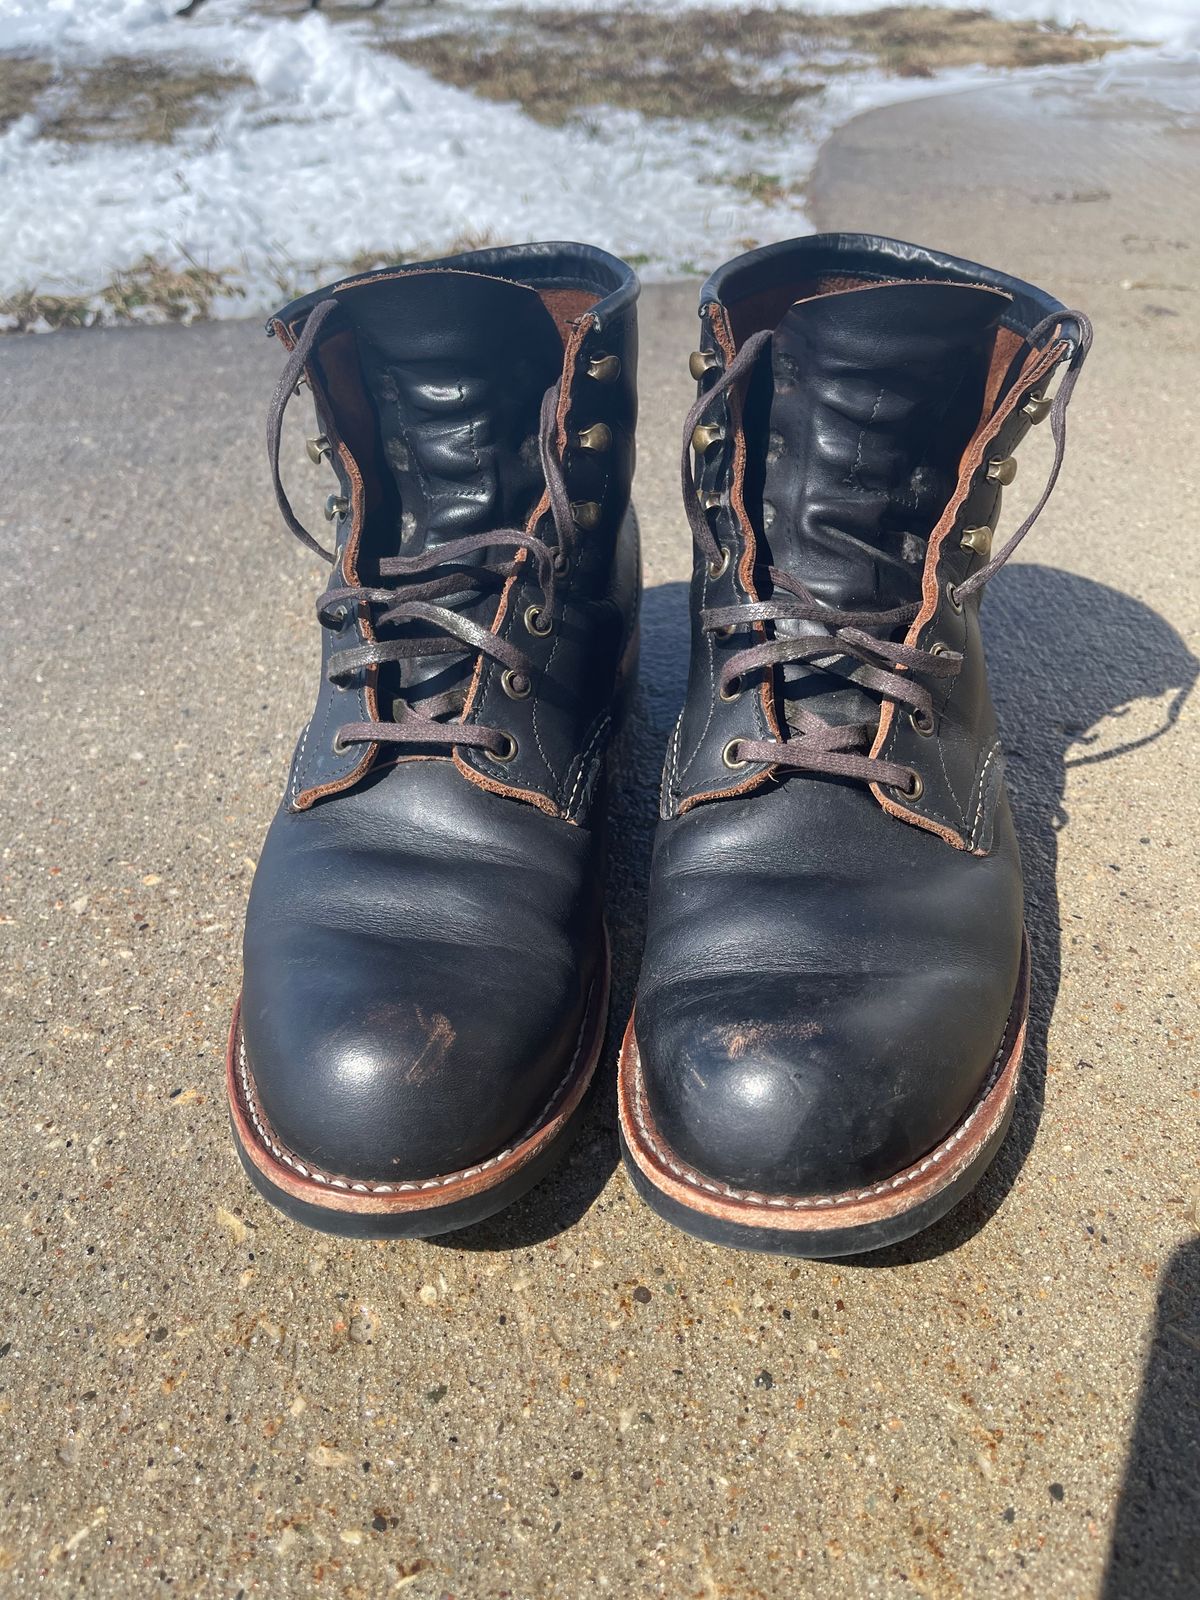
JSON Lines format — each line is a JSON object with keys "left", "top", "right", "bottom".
{"left": 683, "top": 310, "right": 1093, "bottom": 790}
{"left": 267, "top": 298, "right": 578, "bottom": 761}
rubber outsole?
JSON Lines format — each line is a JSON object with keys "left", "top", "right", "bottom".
{"left": 227, "top": 938, "right": 610, "bottom": 1240}
{"left": 617, "top": 934, "right": 1029, "bottom": 1259}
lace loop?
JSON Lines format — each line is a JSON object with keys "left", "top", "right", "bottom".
{"left": 267, "top": 297, "right": 341, "bottom": 562}
{"left": 954, "top": 308, "right": 1092, "bottom": 602}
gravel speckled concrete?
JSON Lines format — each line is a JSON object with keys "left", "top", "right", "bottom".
{"left": 2, "top": 59, "right": 1198, "bottom": 1598}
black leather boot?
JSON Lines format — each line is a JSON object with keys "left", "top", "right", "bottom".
{"left": 619, "top": 234, "right": 1090, "bottom": 1256}
{"left": 228, "top": 243, "right": 639, "bottom": 1236}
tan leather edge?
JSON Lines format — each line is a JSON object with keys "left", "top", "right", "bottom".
{"left": 454, "top": 313, "right": 597, "bottom": 817}
{"left": 867, "top": 337, "right": 1068, "bottom": 845}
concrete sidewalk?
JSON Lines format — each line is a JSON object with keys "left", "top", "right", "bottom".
{"left": 1, "top": 58, "right": 1197, "bottom": 1599}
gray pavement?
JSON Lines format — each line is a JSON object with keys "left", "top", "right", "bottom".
{"left": 1, "top": 57, "right": 1198, "bottom": 1599}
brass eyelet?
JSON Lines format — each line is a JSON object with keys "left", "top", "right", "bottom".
{"left": 722, "top": 739, "right": 748, "bottom": 770}
{"left": 945, "top": 580, "right": 963, "bottom": 614}
{"left": 332, "top": 730, "right": 351, "bottom": 756}
{"left": 929, "top": 640, "right": 950, "bottom": 657}
{"left": 524, "top": 604, "right": 552, "bottom": 637}
{"left": 692, "top": 422, "right": 725, "bottom": 454}
{"left": 708, "top": 546, "right": 730, "bottom": 580}
{"left": 909, "top": 708, "right": 935, "bottom": 737}
{"left": 586, "top": 353, "right": 621, "bottom": 384}
{"left": 306, "top": 434, "right": 332, "bottom": 464}
{"left": 986, "top": 456, "right": 1018, "bottom": 486}
{"left": 490, "top": 732, "right": 518, "bottom": 763}
{"left": 501, "top": 668, "right": 531, "bottom": 701}
{"left": 571, "top": 501, "right": 602, "bottom": 531}
{"left": 893, "top": 770, "right": 923, "bottom": 802}
{"left": 689, "top": 349, "right": 720, "bottom": 381}
{"left": 1022, "top": 391, "right": 1051, "bottom": 424}
{"left": 324, "top": 493, "right": 348, "bottom": 522}
{"left": 575, "top": 423, "right": 611, "bottom": 454}
{"left": 719, "top": 675, "right": 742, "bottom": 702}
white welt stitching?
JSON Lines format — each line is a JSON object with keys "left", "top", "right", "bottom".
{"left": 237, "top": 978, "right": 595, "bottom": 1194}
{"left": 668, "top": 710, "right": 684, "bottom": 800}
{"left": 630, "top": 1023, "right": 1014, "bottom": 1211}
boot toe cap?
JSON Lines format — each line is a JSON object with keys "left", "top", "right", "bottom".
{"left": 236, "top": 761, "right": 603, "bottom": 1187}
{"left": 636, "top": 963, "right": 1013, "bottom": 1199}
{"left": 239, "top": 931, "right": 591, "bottom": 1186}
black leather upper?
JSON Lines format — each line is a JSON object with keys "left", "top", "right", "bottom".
{"left": 242, "top": 760, "right": 604, "bottom": 1182}
{"left": 639, "top": 234, "right": 1076, "bottom": 1198}
{"left": 242, "top": 244, "right": 639, "bottom": 1182}
{"left": 277, "top": 254, "right": 639, "bottom": 809}
{"left": 637, "top": 774, "right": 1024, "bottom": 1194}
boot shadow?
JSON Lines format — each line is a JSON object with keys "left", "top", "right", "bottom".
{"left": 438, "top": 580, "right": 693, "bottom": 1251}
{"left": 854, "top": 562, "right": 1196, "bottom": 1264}
{"left": 1101, "top": 1236, "right": 1200, "bottom": 1598}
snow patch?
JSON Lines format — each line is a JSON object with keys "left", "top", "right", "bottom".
{"left": 0, "top": 0, "right": 1194, "bottom": 324}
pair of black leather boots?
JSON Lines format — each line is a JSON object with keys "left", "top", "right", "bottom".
{"left": 227, "top": 235, "right": 1090, "bottom": 1257}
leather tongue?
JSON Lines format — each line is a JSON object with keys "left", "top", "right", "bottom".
{"left": 334, "top": 268, "right": 568, "bottom": 550}
{"left": 752, "top": 278, "right": 1010, "bottom": 730}
{"left": 760, "top": 278, "right": 1010, "bottom": 609}
{"left": 320, "top": 268, "right": 569, "bottom": 715}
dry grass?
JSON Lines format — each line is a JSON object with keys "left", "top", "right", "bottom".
{"left": 0, "top": 256, "right": 243, "bottom": 333}
{"left": 0, "top": 232, "right": 508, "bottom": 332}
{"left": 383, "top": 5, "right": 1118, "bottom": 126}
{"left": 0, "top": 55, "right": 55, "bottom": 132}
{"left": 386, "top": 11, "right": 824, "bottom": 126}
{"left": 722, "top": 170, "right": 807, "bottom": 207}
{"left": 838, "top": 4, "right": 1119, "bottom": 75}
{"left": 0, "top": 52, "right": 250, "bottom": 145}
{"left": 48, "top": 56, "right": 251, "bottom": 144}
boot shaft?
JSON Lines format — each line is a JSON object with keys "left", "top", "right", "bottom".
{"left": 671, "top": 232, "right": 1089, "bottom": 846}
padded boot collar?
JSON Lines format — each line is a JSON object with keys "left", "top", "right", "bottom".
{"left": 272, "top": 239, "right": 639, "bottom": 340}
{"left": 701, "top": 232, "right": 1086, "bottom": 348}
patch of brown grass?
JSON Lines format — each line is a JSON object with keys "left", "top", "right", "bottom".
{"left": 0, "top": 256, "right": 243, "bottom": 333}
{"left": 0, "top": 55, "right": 55, "bottom": 132}
{"left": 381, "top": 6, "right": 1118, "bottom": 126}
{"left": 37, "top": 55, "right": 250, "bottom": 145}
{"left": 840, "top": 5, "right": 1118, "bottom": 76}
{"left": 384, "top": 11, "right": 827, "bottom": 127}
{"left": 722, "top": 170, "right": 807, "bottom": 207}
